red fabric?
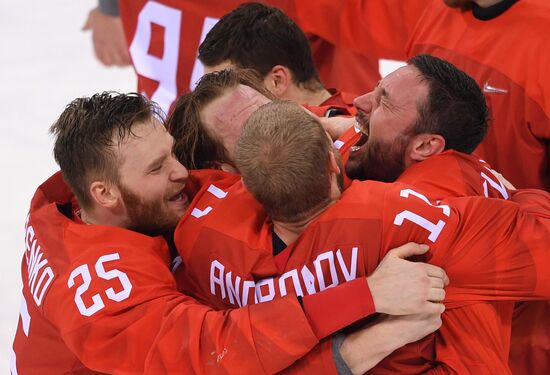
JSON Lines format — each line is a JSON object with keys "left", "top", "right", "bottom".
{"left": 280, "top": 0, "right": 423, "bottom": 63}
{"left": 303, "top": 89, "right": 356, "bottom": 118}
{"left": 309, "top": 35, "right": 378, "bottom": 95}
{"left": 509, "top": 301, "right": 550, "bottom": 375}
{"left": 11, "top": 172, "right": 320, "bottom": 374}
{"left": 119, "top": 0, "right": 372, "bottom": 115}
{"left": 335, "top": 126, "right": 361, "bottom": 189}
{"left": 407, "top": 0, "right": 550, "bottom": 190}
{"left": 305, "top": 89, "right": 359, "bottom": 189}
{"left": 302, "top": 278, "right": 374, "bottom": 339}
{"left": 174, "top": 158, "right": 550, "bottom": 373}
{"left": 396, "top": 151, "right": 549, "bottom": 374}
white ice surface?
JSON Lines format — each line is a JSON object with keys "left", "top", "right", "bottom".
{"left": 0, "top": 1, "right": 135, "bottom": 371}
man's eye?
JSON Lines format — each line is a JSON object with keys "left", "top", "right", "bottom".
{"left": 151, "top": 165, "right": 162, "bottom": 173}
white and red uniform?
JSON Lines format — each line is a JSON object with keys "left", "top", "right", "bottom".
{"left": 118, "top": 0, "right": 405, "bottom": 114}
{"left": 406, "top": 0, "right": 550, "bottom": 191}
{"left": 174, "top": 166, "right": 550, "bottom": 373}
{"left": 11, "top": 171, "right": 374, "bottom": 374}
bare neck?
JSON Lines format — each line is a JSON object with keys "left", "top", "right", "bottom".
{"left": 272, "top": 201, "right": 335, "bottom": 245}
{"left": 284, "top": 85, "right": 332, "bottom": 107}
{"left": 80, "top": 207, "right": 126, "bottom": 228}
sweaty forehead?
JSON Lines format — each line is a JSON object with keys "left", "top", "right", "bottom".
{"left": 202, "top": 84, "right": 269, "bottom": 131}
{"left": 381, "top": 65, "right": 427, "bottom": 104}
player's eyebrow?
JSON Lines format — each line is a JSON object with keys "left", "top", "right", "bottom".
{"left": 376, "top": 80, "right": 389, "bottom": 98}
{"left": 145, "top": 153, "right": 168, "bottom": 172}
{"left": 145, "top": 137, "right": 173, "bottom": 172}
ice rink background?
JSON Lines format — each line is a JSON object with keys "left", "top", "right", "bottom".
{"left": 0, "top": 1, "right": 135, "bottom": 370}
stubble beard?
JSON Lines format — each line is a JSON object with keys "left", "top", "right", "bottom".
{"left": 345, "top": 135, "right": 410, "bottom": 183}
{"left": 119, "top": 184, "right": 180, "bottom": 236}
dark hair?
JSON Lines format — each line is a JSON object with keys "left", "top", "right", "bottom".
{"left": 50, "top": 92, "right": 163, "bottom": 208}
{"left": 198, "top": 2, "right": 323, "bottom": 91}
{"left": 168, "top": 68, "right": 273, "bottom": 169}
{"left": 408, "top": 54, "right": 489, "bottom": 153}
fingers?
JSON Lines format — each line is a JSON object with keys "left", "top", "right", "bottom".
{"left": 82, "top": 8, "right": 97, "bottom": 31}
{"left": 389, "top": 242, "right": 430, "bottom": 259}
{"left": 82, "top": 17, "right": 92, "bottom": 31}
{"left": 427, "top": 286, "right": 446, "bottom": 303}
{"left": 424, "top": 263, "right": 449, "bottom": 286}
{"left": 429, "top": 275, "right": 445, "bottom": 289}
{"left": 423, "top": 301, "right": 446, "bottom": 315}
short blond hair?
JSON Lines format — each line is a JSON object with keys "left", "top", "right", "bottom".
{"left": 235, "top": 100, "right": 333, "bottom": 222}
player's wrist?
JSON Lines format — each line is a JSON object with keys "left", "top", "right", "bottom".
{"left": 365, "top": 275, "right": 385, "bottom": 313}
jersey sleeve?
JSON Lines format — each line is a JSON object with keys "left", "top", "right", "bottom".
{"left": 380, "top": 185, "right": 550, "bottom": 307}
{"left": 42, "top": 226, "right": 319, "bottom": 374}
{"left": 511, "top": 188, "right": 550, "bottom": 217}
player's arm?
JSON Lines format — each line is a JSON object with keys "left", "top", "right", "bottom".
{"left": 510, "top": 188, "right": 550, "bottom": 218}
{"left": 271, "top": 242, "right": 449, "bottom": 375}
{"left": 83, "top": 0, "right": 131, "bottom": 66}
{"left": 334, "top": 312, "right": 443, "bottom": 375}
{"left": 54, "top": 240, "right": 393, "bottom": 374}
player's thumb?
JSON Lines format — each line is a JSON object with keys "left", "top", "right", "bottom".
{"left": 391, "top": 243, "right": 429, "bottom": 259}
{"left": 82, "top": 11, "right": 94, "bottom": 31}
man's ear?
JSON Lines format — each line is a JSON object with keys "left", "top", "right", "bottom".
{"left": 89, "top": 180, "right": 121, "bottom": 209}
{"left": 218, "top": 162, "right": 239, "bottom": 174}
{"left": 328, "top": 151, "right": 341, "bottom": 175}
{"left": 263, "top": 65, "right": 292, "bottom": 98}
{"left": 408, "top": 133, "right": 445, "bottom": 162}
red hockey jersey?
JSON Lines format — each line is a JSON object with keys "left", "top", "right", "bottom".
{"left": 406, "top": 0, "right": 550, "bottom": 190}
{"left": 11, "top": 171, "right": 335, "bottom": 374}
{"left": 174, "top": 170, "right": 549, "bottom": 373}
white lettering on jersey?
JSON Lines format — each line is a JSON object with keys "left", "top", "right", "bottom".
{"left": 279, "top": 269, "right": 302, "bottom": 297}
{"left": 171, "top": 255, "right": 183, "bottom": 274}
{"left": 191, "top": 184, "right": 229, "bottom": 218}
{"left": 393, "top": 189, "right": 450, "bottom": 243}
{"left": 314, "top": 251, "right": 339, "bottom": 291}
{"left": 189, "top": 17, "right": 220, "bottom": 91}
{"left": 225, "top": 271, "right": 241, "bottom": 306}
{"left": 9, "top": 347, "right": 18, "bottom": 375}
{"left": 333, "top": 140, "right": 345, "bottom": 150}
{"left": 24, "top": 214, "right": 54, "bottom": 306}
{"left": 129, "top": 2, "right": 181, "bottom": 113}
{"left": 209, "top": 247, "right": 358, "bottom": 307}
{"left": 68, "top": 253, "right": 133, "bottom": 317}
{"left": 210, "top": 260, "right": 226, "bottom": 299}
{"left": 255, "top": 278, "right": 276, "bottom": 303}
{"left": 481, "top": 167, "right": 509, "bottom": 199}
{"left": 18, "top": 294, "right": 30, "bottom": 336}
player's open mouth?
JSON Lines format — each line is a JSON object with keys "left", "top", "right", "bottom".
{"left": 350, "top": 118, "right": 369, "bottom": 152}
{"left": 169, "top": 189, "right": 188, "bottom": 205}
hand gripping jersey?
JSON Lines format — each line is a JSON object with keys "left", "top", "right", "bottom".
{"left": 394, "top": 151, "right": 516, "bottom": 374}
{"left": 174, "top": 170, "right": 550, "bottom": 374}
{"left": 399, "top": 150, "right": 550, "bottom": 374}
{"left": 10, "top": 171, "right": 340, "bottom": 375}
{"left": 406, "top": 0, "right": 550, "bottom": 190}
